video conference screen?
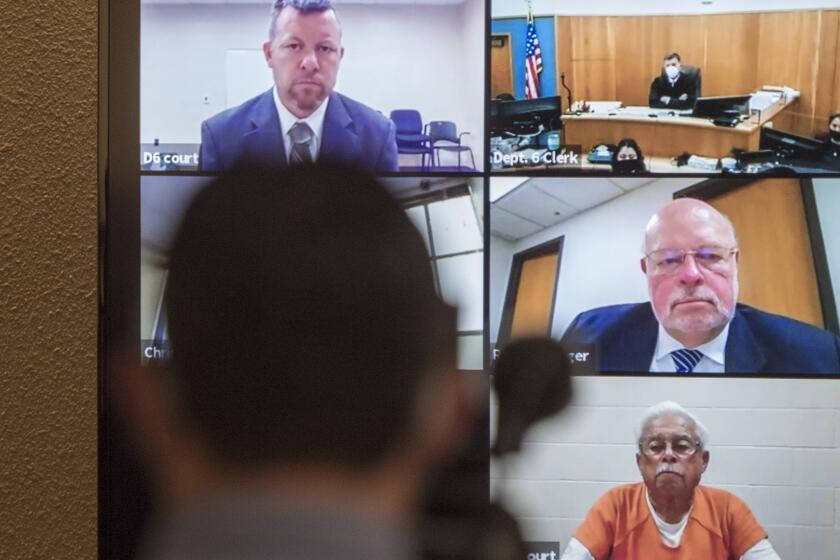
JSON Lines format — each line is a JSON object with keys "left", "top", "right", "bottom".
{"left": 140, "top": 175, "right": 485, "bottom": 370}
{"left": 140, "top": 0, "right": 484, "bottom": 173}
{"left": 489, "top": 176, "right": 840, "bottom": 376}
{"left": 106, "top": 2, "right": 840, "bottom": 559}
{"left": 489, "top": 3, "right": 840, "bottom": 175}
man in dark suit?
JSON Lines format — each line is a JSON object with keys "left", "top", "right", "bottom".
{"left": 648, "top": 52, "right": 697, "bottom": 110}
{"left": 199, "top": 0, "right": 398, "bottom": 172}
{"left": 561, "top": 198, "right": 840, "bottom": 374}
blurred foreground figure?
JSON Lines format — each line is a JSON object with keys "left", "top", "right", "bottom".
{"left": 561, "top": 401, "right": 780, "bottom": 560}
{"left": 119, "top": 165, "right": 469, "bottom": 560}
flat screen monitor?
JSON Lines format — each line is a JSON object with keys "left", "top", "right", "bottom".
{"left": 759, "top": 127, "right": 824, "bottom": 161}
{"left": 691, "top": 95, "right": 751, "bottom": 119}
{"left": 491, "top": 96, "right": 563, "bottom": 136}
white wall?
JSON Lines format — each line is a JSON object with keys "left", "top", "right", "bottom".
{"left": 813, "top": 179, "right": 840, "bottom": 324}
{"left": 492, "top": 0, "right": 840, "bottom": 18}
{"left": 489, "top": 234, "right": 515, "bottom": 344}
{"left": 141, "top": 1, "right": 484, "bottom": 167}
{"left": 492, "top": 377, "right": 840, "bottom": 558}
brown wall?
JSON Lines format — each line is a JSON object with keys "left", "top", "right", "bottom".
{"left": 556, "top": 10, "right": 840, "bottom": 137}
{"left": 1, "top": 1, "right": 98, "bottom": 558}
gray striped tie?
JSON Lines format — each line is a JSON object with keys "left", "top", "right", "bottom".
{"left": 288, "top": 122, "right": 313, "bottom": 165}
{"left": 671, "top": 349, "right": 704, "bottom": 373}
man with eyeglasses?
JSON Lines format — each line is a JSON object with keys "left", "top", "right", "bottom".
{"left": 561, "top": 197, "right": 840, "bottom": 374}
{"left": 560, "top": 401, "right": 781, "bottom": 560}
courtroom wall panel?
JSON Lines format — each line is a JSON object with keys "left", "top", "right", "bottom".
{"left": 554, "top": 9, "right": 840, "bottom": 138}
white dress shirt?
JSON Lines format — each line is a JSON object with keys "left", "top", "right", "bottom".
{"left": 649, "top": 322, "right": 729, "bottom": 373}
{"left": 272, "top": 86, "right": 329, "bottom": 162}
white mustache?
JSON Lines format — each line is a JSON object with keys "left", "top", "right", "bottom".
{"left": 656, "top": 465, "right": 683, "bottom": 476}
{"left": 667, "top": 286, "right": 721, "bottom": 311}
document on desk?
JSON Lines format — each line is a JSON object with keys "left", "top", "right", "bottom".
{"left": 749, "top": 91, "right": 781, "bottom": 112}
{"left": 586, "top": 101, "right": 622, "bottom": 113}
{"left": 618, "top": 106, "right": 692, "bottom": 117}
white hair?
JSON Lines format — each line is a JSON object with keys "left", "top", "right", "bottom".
{"left": 635, "top": 400, "right": 710, "bottom": 450}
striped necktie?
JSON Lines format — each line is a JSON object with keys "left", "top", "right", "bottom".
{"left": 288, "top": 122, "right": 313, "bottom": 165}
{"left": 670, "top": 349, "right": 704, "bottom": 373}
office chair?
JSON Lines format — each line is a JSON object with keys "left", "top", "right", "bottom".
{"left": 427, "top": 121, "right": 476, "bottom": 170}
{"left": 682, "top": 65, "right": 702, "bottom": 97}
{"left": 390, "top": 109, "right": 433, "bottom": 170}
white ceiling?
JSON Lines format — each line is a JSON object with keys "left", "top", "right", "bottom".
{"left": 490, "top": 177, "right": 657, "bottom": 242}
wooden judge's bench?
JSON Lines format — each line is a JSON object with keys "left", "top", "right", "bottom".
{"left": 561, "top": 93, "right": 797, "bottom": 159}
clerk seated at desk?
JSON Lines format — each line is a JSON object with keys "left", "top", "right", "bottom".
{"left": 820, "top": 113, "right": 840, "bottom": 160}
{"left": 649, "top": 52, "right": 699, "bottom": 110}
{"left": 611, "top": 138, "right": 646, "bottom": 174}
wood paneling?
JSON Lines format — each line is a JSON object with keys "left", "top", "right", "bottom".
{"left": 571, "top": 60, "right": 616, "bottom": 100}
{"left": 814, "top": 11, "right": 839, "bottom": 133}
{"left": 491, "top": 33, "right": 514, "bottom": 98}
{"left": 832, "top": 11, "right": 840, "bottom": 125}
{"left": 555, "top": 16, "right": 572, "bottom": 97}
{"left": 555, "top": 10, "right": 840, "bottom": 138}
{"left": 756, "top": 11, "right": 823, "bottom": 137}
{"left": 570, "top": 16, "right": 614, "bottom": 61}
{"left": 703, "top": 14, "right": 759, "bottom": 97}
{"left": 612, "top": 17, "right": 654, "bottom": 106}
{"left": 709, "top": 179, "right": 823, "bottom": 328}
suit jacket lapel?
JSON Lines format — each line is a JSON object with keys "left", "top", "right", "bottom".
{"left": 320, "top": 93, "right": 361, "bottom": 165}
{"left": 242, "top": 89, "right": 287, "bottom": 166}
{"left": 724, "top": 307, "right": 766, "bottom": 373}
{"left": 600, "top": 303, "right": 659, "bottom": 373}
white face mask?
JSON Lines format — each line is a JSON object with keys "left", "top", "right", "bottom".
{"left": 665, "top": 66, "right": 680, "bottom": 80}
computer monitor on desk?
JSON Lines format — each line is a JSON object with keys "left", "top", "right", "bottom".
{"left": 490, "top": 96, "right": 563, "bottom": 137}
{"left": 691, "top": 95, "right": 751, "bottom": 119}
{"left": 760, "top": 127, "right": 823, "bottom": 161}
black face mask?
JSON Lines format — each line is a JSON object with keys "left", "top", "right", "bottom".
{"left": 612, "top": 159, "right": 645, "bottom": 173}
{"left": 829, "top": 130, "right": 840, "bottom": 143}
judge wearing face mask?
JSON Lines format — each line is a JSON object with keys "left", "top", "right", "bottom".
{"left": 649, "top": 52, "right": 697, "bottom": 110}
{"left": 611, "top": 138, "right": 646, "bottom": 174}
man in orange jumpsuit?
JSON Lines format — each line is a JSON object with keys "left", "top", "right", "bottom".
{"left": 560, "top": 401, "right": 781, "bottom": 559}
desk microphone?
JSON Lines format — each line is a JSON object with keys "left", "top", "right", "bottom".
{"left": 560, "top": 73, "right": 573, "bottom": 112}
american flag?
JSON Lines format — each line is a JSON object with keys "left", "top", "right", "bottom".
{"left": 524, "top": 17, "right": 543, "bottom": 99}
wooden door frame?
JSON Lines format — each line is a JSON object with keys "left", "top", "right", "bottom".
{"left": 673, "top": 177, "right": 839, "bottom": 335}
{"left": 490, "top": 32, "right": 514, "bottom": 98}
{"left": 497, "top": 235, "right": 564, "bottom": 349}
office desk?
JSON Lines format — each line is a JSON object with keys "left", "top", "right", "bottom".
{"left": 562, "top": 97, "right": 796, "bottom": 159}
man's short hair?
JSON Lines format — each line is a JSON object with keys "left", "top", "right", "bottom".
{"left": 634, "top": 400, "right": 710, "bottom": 450}
{"left": 829, "top": 112, "right": 840, "bottom": 125}
{"left": 165, "top": 164, "right": 455, "bottom": 469}
{"left": 663, "top": 52, "right": 681, "bottom": 62}
{"left": 269, "top": 0, "right": 337, "bottom": 40}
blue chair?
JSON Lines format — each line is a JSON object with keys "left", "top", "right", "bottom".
{"left": 390, "top": 109, "right": 433, "bottom": 170}
{"left": 427, "top": 121, "right": 476, "bottom": 170}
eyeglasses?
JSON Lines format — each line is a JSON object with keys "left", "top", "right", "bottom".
{"left": 645, "top": 246, "right": 737, "bottom": 275}
{"left": 639, "top": 437, "right": 700, "bottom": 459}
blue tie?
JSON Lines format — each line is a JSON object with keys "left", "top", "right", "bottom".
{"left": 671, "top": 349, "right": 704, "bottom": 373}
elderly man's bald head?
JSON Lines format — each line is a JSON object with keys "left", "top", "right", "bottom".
{"left": 641, "top": 198, "right": 740, "bottom": 348}
{"left": 644, "top": 199, "right": 737, "bottom": 254}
